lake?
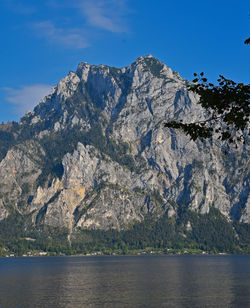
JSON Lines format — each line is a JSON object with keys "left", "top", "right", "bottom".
{"left": 0, "top": 255, "right": 249, "bottom": 307}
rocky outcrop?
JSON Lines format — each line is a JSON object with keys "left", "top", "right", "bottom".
{"left": 0, "top": 141, "right": 42, "bottom": 218}
{"left": 0, "top": 55, "right": 249, "bottom": 231}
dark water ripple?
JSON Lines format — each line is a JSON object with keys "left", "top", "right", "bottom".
{"left": 0, "top": 255, "right": 250, "bottom": 307}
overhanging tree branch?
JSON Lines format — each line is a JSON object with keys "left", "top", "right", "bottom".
{"left": 164, "top": 74, "right": 250, "bottom": 145}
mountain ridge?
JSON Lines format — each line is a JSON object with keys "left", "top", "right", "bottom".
{"left": 0, "top": 55, "right": 249, "bottom": 240}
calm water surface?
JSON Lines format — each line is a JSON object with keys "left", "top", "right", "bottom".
{"left": 0, "top": 255, "right": 249, "bottom": 307}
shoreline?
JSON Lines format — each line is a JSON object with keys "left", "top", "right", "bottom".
{"left": 1, "top": 251, "right": 249, "bottom": 259}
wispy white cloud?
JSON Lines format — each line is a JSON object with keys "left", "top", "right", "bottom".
{"left": 3, "top": 0, "right": 129, "bottom": 49}
{"left": 46, "top": 0, "right": 129, "bottom": 33}
{"left": 32, "top": 21, "right": 89, "bottom": 49}
{"left": 2, "top": 84, "right": 52, "bottom": 116}
{"left": 78, "top": 0, "right": 129, "bottom": 33}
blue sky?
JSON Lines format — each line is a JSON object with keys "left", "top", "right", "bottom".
{"left": 0, "top": 0, "right": 249, "bottom": 122}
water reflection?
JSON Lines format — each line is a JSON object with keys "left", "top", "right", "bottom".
{"left": 0, "top": 255, "right": 249, "bottom": 307}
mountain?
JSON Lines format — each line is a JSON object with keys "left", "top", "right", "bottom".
{"left": 0, "top": 55, "right": 249, "bottom": 254}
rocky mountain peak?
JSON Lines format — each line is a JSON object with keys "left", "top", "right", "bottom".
{"left": 130, "top": 55, "right": 176, "bottom": 80}
{"left": 0, "top": 56, "right": 249, "bottom": 234}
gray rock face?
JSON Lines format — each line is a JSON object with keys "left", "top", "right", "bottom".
{"left": 0, "top": 55, "right": 249, "bottom": 230}
{"left": 0, "top": 141, "right": 42, "bottom": 218}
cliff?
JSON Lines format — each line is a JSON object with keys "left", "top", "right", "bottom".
{"left": 0, "top": 55, "right": 249, "bottom": 237}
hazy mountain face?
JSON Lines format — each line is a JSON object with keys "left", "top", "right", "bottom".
{"left": 0, "top": 55, "right": 249, "bottom": 232}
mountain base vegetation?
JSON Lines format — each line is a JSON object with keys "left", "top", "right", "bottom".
{"left": 0, "top": 207, "right": 249, "bottom": 257}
